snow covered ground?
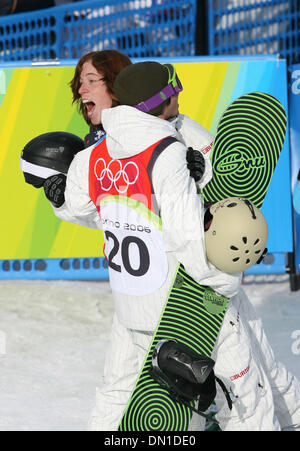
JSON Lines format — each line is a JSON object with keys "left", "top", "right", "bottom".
{"left": 0, "top": 276, "right": 299, "bottom": 431}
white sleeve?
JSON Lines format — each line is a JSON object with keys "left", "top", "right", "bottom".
{"left": 52, "top": 147, "right": 101, "bottom": 230}
{"left": 153, "top": 141, "right": 241, "bottom": 298}
{"left": 175, "top": 114, "right": 214, "bottom": 189}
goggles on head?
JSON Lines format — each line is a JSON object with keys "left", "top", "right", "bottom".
{"left": 134, "top": 63, "right": 183, "bottom": 113}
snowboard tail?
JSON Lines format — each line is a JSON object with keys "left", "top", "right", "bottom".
{"left": 119, "top": 264, "right": 229, "bottom": 431}
{"left": 119, "top": 92, "right": 287, "bottom": 431}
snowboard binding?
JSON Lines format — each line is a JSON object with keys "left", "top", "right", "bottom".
{"left": 150, "top": 339, "right": 232, "bottom": 423}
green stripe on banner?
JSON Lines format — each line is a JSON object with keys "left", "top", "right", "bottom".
{"left": 0, "top": 69, "right": 14, "bottom": 108}
{"left": 209, "top": 62, "right": 241, "bottom": 135}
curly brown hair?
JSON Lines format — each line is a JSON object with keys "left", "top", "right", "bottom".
{"left": 70, "top": 50, "right": 132, "bottom": 126}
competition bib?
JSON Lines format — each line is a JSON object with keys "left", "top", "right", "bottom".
{"left": 89, "top": 138, "right": 171, "bottom": 296}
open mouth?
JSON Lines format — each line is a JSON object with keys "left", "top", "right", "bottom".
{"left": 82, "top": 99, "right": 96, "bottom": 117}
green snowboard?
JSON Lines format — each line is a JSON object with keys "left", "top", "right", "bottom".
{"left": 119, "top": 92, "right": 287, "bottom": 431}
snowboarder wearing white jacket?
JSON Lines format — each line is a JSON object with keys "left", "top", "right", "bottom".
{"left": 43, "top": 60, "right": 300, "bottom": 431}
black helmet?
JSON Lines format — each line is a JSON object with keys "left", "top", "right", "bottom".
{"left": 20, "top": 131, "right": 84, "bottom": 188}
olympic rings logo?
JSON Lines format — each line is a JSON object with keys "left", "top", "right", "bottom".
{"left": 94, "top": 158, "right": 139, "bottom": 193}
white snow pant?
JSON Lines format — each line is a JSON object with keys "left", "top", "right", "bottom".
{"left": 87, "top": 313, "right": 205, "bottom": 432}
{"left": 88, "top": 289, "right": 300, "bottom": 431}
{"left": 212, "top": 289, "right": 300, "bottom": 431}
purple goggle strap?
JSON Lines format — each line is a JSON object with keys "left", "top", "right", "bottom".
{"left": 134, "top": 83, "right": 182, "bottom": 113}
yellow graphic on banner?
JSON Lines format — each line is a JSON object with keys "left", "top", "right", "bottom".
{"left": 0, "top": 69, "right": 30, "bottom": 170}
{"left": 176, "top": 62, "right": 229, "bottom": 130}
{"left": 0, "top": 62, "right": 237, "bottom": 260}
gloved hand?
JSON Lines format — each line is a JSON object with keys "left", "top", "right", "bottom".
{"left": 43, "top": 174, "right": 66, "bottom": 208}
{"left": 186, "top": 147, "right": 205, "bottom": 183}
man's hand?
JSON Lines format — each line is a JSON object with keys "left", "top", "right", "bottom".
{"left": 43, "top": 174, "right": 66, "bottom": 208}
{"left": 186, "top": 147, "right": 205, "bottom": 183}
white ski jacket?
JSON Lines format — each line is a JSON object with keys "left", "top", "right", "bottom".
{"left": 53, "top": 106, "right": 300, "bottom": 431}
{"left": 53, "top": 106, "right": 241, "bottom": 330}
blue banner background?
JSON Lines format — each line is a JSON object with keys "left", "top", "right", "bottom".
{"left": 289, "top": 63, "right": 300, "bottom": 275}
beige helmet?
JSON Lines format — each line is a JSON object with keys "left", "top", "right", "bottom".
{"left": 205, "top": 197, "right": 268, "bottom": 274}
